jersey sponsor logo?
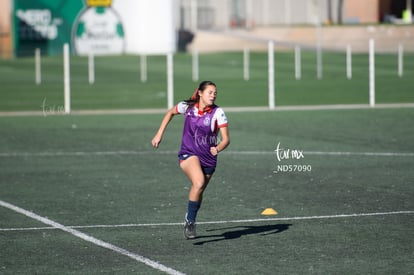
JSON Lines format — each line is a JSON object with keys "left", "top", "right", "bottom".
{"left": 203, "top": 117, "right": 210, "bottom": 126}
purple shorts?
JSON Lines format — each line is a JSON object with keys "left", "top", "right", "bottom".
{"left": 178, "top": 154, "right": 216, "bottom": 175}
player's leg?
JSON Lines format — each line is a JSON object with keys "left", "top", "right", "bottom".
{"left": 180, "top": 155, "right": 212, "bottom": 202}
{"left": 180, "top": 156, "right": 212, "bottom": 239}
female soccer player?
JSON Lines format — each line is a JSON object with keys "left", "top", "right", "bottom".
{"left": 151, "top": 80, "right": 230, "bottom": 239}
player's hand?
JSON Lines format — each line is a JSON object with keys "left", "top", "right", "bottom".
{"left": 210, "top": 146, "right": 219, "bottom": 156}
{"left": 152, "top": 135, "right": 162, "bottom": 148}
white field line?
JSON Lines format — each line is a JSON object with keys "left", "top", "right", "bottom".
{"left": 1, "top": 102, "right": 414, "bottom": 117}
{"left": 0, "top": 199, "right": 185, "bottom": 275}
{"left": 1, "top": 210, "right": 413, "bottom": 232}
{"left": 0, "top": 150, "right": 165, "bottom": 157}
{"left": 0, "top": 150, "right": 413, "bottom": 158}
{"left": 229, "top": 151, "right": 414, "bottom": 157}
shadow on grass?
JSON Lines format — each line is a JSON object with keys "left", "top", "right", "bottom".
{"left": 193, "top": 223, "right": 291, "bottom": 245}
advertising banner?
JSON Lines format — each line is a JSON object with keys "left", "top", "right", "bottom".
{"left": 13, "top": 0, "right": 176, "bottom": 56}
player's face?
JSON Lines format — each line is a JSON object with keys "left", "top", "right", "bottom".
{"left": 199, "top": 85, "right": 217, "bottom": 107}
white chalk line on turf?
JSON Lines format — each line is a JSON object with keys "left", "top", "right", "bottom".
{"left": 1, "top": 102, "right": 414, "bottom": 117}
{"left": 1, "top": 210, "right": 413, "bottom": 232}
{"left": 0, "top": 150, "right": 413, "bottom": 157}
{"left": 0, "top": 199, "right": 185, "bottom": 275}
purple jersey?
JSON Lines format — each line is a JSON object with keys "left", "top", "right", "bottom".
{"left": 176, "top": 101, "right": 228, "bottom": 168}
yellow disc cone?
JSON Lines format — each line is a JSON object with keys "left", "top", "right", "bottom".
{"left": 261, "top": 208, "right": 278, "bottom": 215}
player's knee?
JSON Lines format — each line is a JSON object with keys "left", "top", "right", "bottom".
{"left": 192, "top": 179, "right": 206, "bottom": 192}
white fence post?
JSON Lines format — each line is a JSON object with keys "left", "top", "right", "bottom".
{"left": 316, "top": 0, "right": 323, "bottom": 80}
{"left": 398, "top": 44, "right": 404, "bottom": 78}
{"left": 140, "top": 55, "right": 147, "bottom": 82}
{"left": 63, "top": 43, "right": 71, "bottom": 114}
{"left": 88, "top": 53, "right": 95, "bottom": 84}
{"left": 268, "top": 40, "right": 275, "bottom": 109}
{"left": 369, "top": 39, "right": 375, "bottom": 107}
{"left": 192, "top": 49, "right": 199, "bottom": 82}
{"left": 243, "top": 47, "right": 250, "bottom": 81}
{"left": 295, "top": 46, "right": 301, "bottom": 80}
{"left": 346, "top": 45, "right": 352, "bottom": 80}
{"left": 167, "top": 53, "right": 174, "bottom": 109}
{"left": 35, "top": 48, "right": 41, "bottom": 85}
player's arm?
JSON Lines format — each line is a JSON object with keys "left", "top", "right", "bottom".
{"left": 217, "top": 126, "right": 230, "bottom": 152}
{"left": 152, "top": 106, "right": 178, "bottom": 148}
{"left": 211, "top": 126, "right": 230, "bottom": 156}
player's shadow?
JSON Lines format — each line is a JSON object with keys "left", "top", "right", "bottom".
{"left": 193, "top": 223, "right": 291, "bottom": 245}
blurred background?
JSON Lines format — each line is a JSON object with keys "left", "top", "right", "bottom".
{"left": 1, "top": 0, "right": 413, "bottom": 112}
{"left": 1, "top": 0, "right": 413, "bottom": 58}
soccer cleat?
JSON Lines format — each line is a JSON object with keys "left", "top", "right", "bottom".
{"left": 184, "top": 219, "right": 196, "bottom": 239}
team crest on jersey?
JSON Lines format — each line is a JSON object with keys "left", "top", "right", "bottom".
{"left": 203, "top": 117, "right": 210, "bottom": 126}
